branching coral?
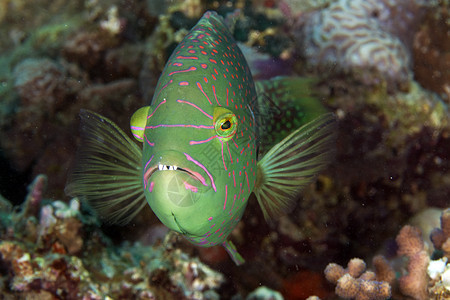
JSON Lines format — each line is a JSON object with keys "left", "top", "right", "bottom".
{"left": 324, "top": 257, "right": 392, "bottom": 300}
{"left": 396, "top": 225, "right": 430, "bottom": 300}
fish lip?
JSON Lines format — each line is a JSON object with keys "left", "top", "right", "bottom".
{"left": 144, "top": 164, "right": 207, "bottom": 186}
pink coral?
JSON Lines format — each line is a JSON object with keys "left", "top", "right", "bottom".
{"left": 22, "top": 174, "right": 48, "bottom": 218}
{"left": 430, "top": 208, "right": 450, "bottom": 258}
{"left": 324, "top": 258, "right": 392, "bottom": 300}
{"left": 396, "top": 225, "right": 430, "bottom": 300}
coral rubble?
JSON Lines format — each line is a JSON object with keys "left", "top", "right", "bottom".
{"left": 0, "top": 175, "right": 224, "bottom": 299}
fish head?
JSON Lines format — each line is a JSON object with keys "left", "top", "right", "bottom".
{"left": 137, "top": 97, "right": 257, "bottom": 238}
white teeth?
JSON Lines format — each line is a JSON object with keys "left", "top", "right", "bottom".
{"left": 158, "top": 164, "right": 177, "bottom": 171}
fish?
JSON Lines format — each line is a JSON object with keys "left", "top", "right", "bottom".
{"left": 65, "top": 11, "right": 336, "bottom": 265}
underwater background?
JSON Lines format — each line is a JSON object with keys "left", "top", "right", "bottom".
{"left": 0, "top": 0, "right": 449, "bottom": 299}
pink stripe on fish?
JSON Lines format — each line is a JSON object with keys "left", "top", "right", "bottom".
{"left": 146, "top": 124, "right": 214, "bottom": 129}
{"left": 132, "top": 133, "right": 143, "bottom": 141}
{"left": 149, "top": 181, "right": 154, "bottom": 192}
{"left": 184, "top": 152, "right": 216, "bottom": 192}
{"left": 196, "top": 82, "right": 212, "bottom": 105}
{"left": 144, "top": 134, "right": 154, "bottom": 146}
{"left": 184, "top": 181, "right": 198, "bottom": 193}
{"left": 245, "top": 171, "right": 250, "bottom": 192}
{"left": 147, "top": 99, "right": 166, "bottom": 119}
{"left": 168, "top": 66, "right": 197, "bottom": 76}
{"left": 144, "top": 155, "right": 154, "bottom": 171}
{"left": 212, "top": 85, "right": 221, "bottom": 106}
{"left": 153, "top": 80, "right": 172, "bottom": 101}
{"left": 176, "top": 55, "right": 198, "bottom": 60}
{"left": 177, "top": 99, "right": 213, "bottom": 120}
{"left": 223, "top": 184, "right": 228, "bottom": 210}
{"left": 190, "top": 135, "right": 218, "bottom": 145}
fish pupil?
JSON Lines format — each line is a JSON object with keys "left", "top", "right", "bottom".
{"left": 221, "top": 120, "right": 231, "bottom": 130}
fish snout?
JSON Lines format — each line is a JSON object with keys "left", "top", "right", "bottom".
{"left": 144, "top": 151, "right": 211, "bottom": 208}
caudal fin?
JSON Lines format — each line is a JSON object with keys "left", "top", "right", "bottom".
{"left": 65, "top": 110, "right": 147, "bottom": 225}
{"left": 254, "top": 113, "right": 336, "bottom": 221}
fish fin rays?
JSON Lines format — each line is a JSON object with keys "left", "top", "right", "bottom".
{"left": 65, "top": 109, "right": 146, "bottom": 225}
{"left": 254, "top": 113, "right": 336, "bottom": 221}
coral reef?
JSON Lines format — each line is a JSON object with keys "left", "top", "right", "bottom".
{"left": 0, "top": 175, "right": 225, "bottom": 299}
{"left": 315, "top": 222, "right": 450, "bottom": 300}
{"left": 324, "top": 257, "right": 392, "bottom": 300}
{"left": 0, "top": 0, "right": 152, "bottom": 200}
{"left": 293, "top": 0, "right": 427, "bottom": 91}
{"left": 1, "top": 1, "right": 449, "bottom": 299}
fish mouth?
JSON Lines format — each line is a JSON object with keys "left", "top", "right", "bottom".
{"left": 144, "top": 163, "right": 207, "bottom": 187}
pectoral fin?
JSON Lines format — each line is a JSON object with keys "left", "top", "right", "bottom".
{"left": 65, "top": 109, "right": 146, "bottom": 225}
{"left": 254, "top": 113, "right": 336, "bottom": 221}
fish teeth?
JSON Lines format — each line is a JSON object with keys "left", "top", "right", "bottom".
{"left": 158, "top": 164, "right": 177, "bottom": 171}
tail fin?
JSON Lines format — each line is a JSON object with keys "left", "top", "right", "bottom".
{"left": 65, "top": 110, "right": 147, "bottom": 225}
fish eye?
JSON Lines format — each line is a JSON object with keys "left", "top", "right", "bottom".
{"left": 213, "top": 107, "right": 237, "bottom": 141}
{"left": 221, "top": 120, "right": 231, "bottom": 130}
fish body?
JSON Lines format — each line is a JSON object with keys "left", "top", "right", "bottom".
{"left": 66, "top": 11, "right": 335, "bottom": 265}
{"left": 138, "top": 12, "right": 257, "bottom": 250}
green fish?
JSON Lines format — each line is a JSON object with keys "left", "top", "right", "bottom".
{"left": 66, "top": 11, "right": 335, "bottom": 265}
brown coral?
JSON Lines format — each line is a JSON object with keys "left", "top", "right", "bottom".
{"left": 396, "top": 225, "right": 430, "bottom": 300}
{"left": 324, "top": 258, "right": 392, "bottom": 300}
{"left": 13, "top": 58, "right": 67, "bottom": 113}
{"left": 62, "top": 30, "right": 120, "bottom": 71}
